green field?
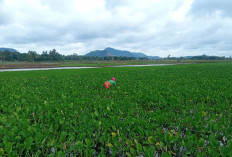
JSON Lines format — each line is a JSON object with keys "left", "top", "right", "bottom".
{"left": 0, "top": 62, "right": 232, "bottom": 156}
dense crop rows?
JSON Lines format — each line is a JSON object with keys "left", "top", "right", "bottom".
{"left": 0, "top": 63, "right": 232, "bottom": 156}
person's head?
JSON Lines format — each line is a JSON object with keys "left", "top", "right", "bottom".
{"left": 112, "top": 77, "right": 115, "bottom": 81}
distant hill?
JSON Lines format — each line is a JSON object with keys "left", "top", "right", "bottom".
{"left": 85, "top": 49, "right": 114, "bottom": 57}
{"left": 181, "top": 56, "right": 194, "bottom": 59}
{"left": 85, "top": 47, "right": 149, "bottom": 58}
{"left": 147, "top": 56, "right": 163, "bottom": 59}
{"left": 0, "top": 48, "right": 18, "bottom": 52}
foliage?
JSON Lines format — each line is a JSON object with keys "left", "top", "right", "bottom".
{"left": 0, "top": 50, "right": 141, "bottom": 62}
{"left": 0, "top": 49, "right": 65, "bottom": 62}
{"left": 0, "top": 63, "right": 232, "bottom": 156}
{"left": 191, "top": 54, "right": 227, "bottom": 60}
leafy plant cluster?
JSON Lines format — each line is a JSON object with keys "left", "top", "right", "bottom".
{"left": 0, "top": 63, "right": 232, "bottom": 156}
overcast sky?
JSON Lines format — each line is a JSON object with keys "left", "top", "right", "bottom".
{"left": 0, "top": 0, "right": 232, "bottom": 57}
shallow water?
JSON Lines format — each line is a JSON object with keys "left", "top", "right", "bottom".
{"left": 0, "top": 67, "right": 98, "bottom": 72}
{"left": 0, "top": 64, "right": 174, "bottom": 72}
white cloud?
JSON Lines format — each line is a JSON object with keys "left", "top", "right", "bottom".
{"left": 171, "top": 0, "right": 194, "bottom": 22}
{"left": 0, "top": 0, "right": 232, "bottom": 57}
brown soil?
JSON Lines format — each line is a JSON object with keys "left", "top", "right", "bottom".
{"left": 0, "top": 63, "right": 60, "bottom": 69}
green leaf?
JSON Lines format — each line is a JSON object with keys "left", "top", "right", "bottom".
{"left": 0, "top": 148, "right": 4, "bottom": 156}
{"left": 60, "top": 131, "right": 66, "bottom": 142}
{"left": 85, "top": 138, "right": 91, "bottom": 147}
{"left": 221, "top": 146, "right": 229, "bottom": 156}
{"left": 107, "top": 143, "right": 113, "bottom": 147}
{"left": 126, "top": 140, "right": 133, "bottom": 146}
{"left": 136, "top": 142, "right": 142, "bottom": 153}
{"left": 162, "top": 152, "right": 171, "bottom": 157}
{"left": 198, "top": 137, "right": 205, "bottom": 147}
{"left": 15, "top": 136, "right": 22, "bottom": 141}
{"left": 196, "top": 152, "right": 204, "bottom": 157}
{"left": 130, "top": 147, "right": 136, "bottom": 156}
{"left": 24, "top": 137, "right": 33, "bottom": 150}
{"left": 126, "top": 152, "right": 132, "bottom": 157}
{"left": 48, "top": 139, "right": 56, "bottom": 147}
{"left": 79, "top": 133, "right": 86, "bottom": 141}
{"left": 59, "top": 119, "right": 65, "bottom": 124}
{"left": 94, "top": 110, "right": 99, "bottom": 117}
{"left": 90, "top": 149, "right": 95, "bottom": 155}
{"left": 148, "top": 136, "right": 155, "bottom": 144}
{"left": 214, "top": 123, "right": 219, "bottom": 131}
{"left": 75, "top": 141, "right": 83, "bottom": 146}
{"left": 4, "top": 142, "right": 12, "bottom": 153}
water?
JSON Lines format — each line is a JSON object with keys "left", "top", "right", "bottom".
{"left": 0, "top": 67, "right": 98, "bottom": 72}
{"left": 0, "top": 64, "right": 175, "bottom": 72}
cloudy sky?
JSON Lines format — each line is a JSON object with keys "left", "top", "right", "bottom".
{"left": 0, "top": 0, "right": 232, "bottom": 57}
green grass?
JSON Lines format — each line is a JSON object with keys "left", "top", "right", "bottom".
{"left": 0, "top": 62, "right": 232, "bottom": 156}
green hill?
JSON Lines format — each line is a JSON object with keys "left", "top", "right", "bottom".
{"left": 0, "top": 48, "right": 18, "bottom": 52}
{"left": 85, "top": 47, "right": 147, "bottom": 58}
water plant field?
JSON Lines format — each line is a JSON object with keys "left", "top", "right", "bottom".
{"left": 0, "top": 62, "right": 232, "bottom": 156}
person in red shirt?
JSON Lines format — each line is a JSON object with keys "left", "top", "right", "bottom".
{"left": 104, "top": 78, "right": 116, "bottom": 91}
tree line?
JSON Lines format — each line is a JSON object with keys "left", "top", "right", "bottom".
{"left": 0, "top": 49, "right": 63, "bottom": 62}
{"left": 165, "top": 54, "right": 230, "bottom": 60}
{"left": 0, "top": 50, "right": 231, "bottom": 62}
{"left": 191, "top": 54, "right": 228, "bottom": 60}
{"left": 0, "top": 49, "right": 142, "bottom": 62}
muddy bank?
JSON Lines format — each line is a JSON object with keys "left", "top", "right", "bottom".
{"left": 0, "top": 67, "right": 98, "bottom": 72}
{"left": 0, "top": 64, "right": 176, "bottom": 72}
{"left": 0, "top": 63, "right": 60, "bottom": 69}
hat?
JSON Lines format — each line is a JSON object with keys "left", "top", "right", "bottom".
{"left": 112, "top": 77, "right": 115, "bottom": 81}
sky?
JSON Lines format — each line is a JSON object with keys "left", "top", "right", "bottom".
{"left": 0, "top": 0, "right": 232, "bottom": 57}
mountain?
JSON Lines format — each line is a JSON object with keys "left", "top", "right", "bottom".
{"left": 148, "top": 56, "right": 163, "bottom": 59}
{"left": 105, "top": 47, "right": 147, "bottom": 58}
{"left": 85, "top": 49, "right": 114, "bottom": 57}
{"left": 85, "top": 47, "right": 149, "bottom": 58}
{"left": 182, "top": 56, "right": 194, "bottom": 59}
{"left": 0, "top": 48, "right": 18, "bottom": 52}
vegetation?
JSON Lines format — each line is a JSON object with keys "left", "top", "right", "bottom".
{"left": 1, "top": 49, "right": 231, "bottom": 63}
{"left": 0, "top": 49, "right": 144, "bottom": 62}
{"left": 0, "top": 62, "right": 232, "bottom": 156}
{"left": 191, "top": 54, "right": 228, "bottom": 60}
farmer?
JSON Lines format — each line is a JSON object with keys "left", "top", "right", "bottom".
{"left": 104, "top": 78, "right": 116, "bottom": 90}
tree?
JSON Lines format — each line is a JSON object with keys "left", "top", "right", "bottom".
{"left": 49, "top": 49, "right": 64, "bottom": 61}
{"left": 40, "top": 51, "right": 49, "bottom": 61}
{"left": 28, "top": 50, "right": 38, "bottom": 63}
{"left": 0, "top": 52, "right": 4, "bottom": 62}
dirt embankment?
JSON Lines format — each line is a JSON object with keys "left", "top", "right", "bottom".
{"left": 0, "top": 63, "right": 60, "bottom": 69}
